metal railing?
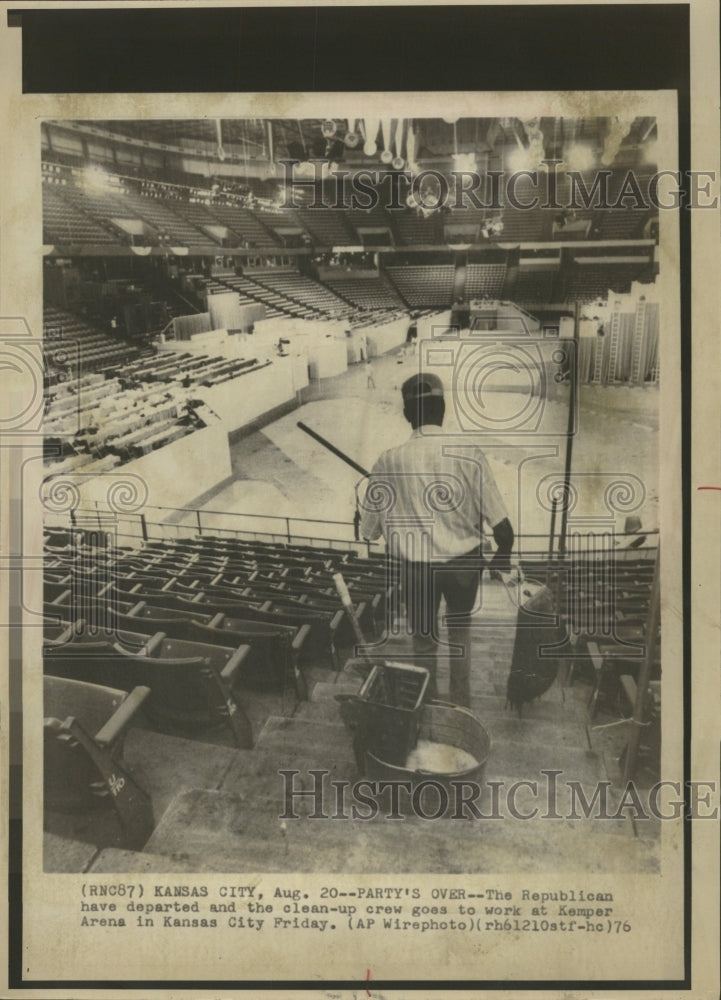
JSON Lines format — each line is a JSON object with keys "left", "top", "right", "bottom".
{"left": 55, "top": 499, "right": 658, "bottom": 563}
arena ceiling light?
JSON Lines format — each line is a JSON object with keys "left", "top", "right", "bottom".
{"left": 81, "top": 165, "right": 115, "bottom": 193}
{"left": 505, "top": 144, "right": 538, "bottom": 173}
{"left": 600, "top": 116, "right": 634, "bottom": 166}
{"left": 453, "top": 152, "right": 477, "bottom": 171}
{"left": 640, "top": 138, "right": 658, "bottom": 166}
{"left": 564, "top": 143, "right": 596, "bottom": 171}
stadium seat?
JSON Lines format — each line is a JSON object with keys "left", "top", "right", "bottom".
{"left": 44, "top": 675, "right": 153, "bottom": 849}
{"left": 44, "top": 631, "right": 254, "bottom": 748}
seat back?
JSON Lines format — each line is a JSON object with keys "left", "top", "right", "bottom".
{"left": 44, "top": 674, "right": 128, "bottom": 738}
{"left": 44, "top": 675, "right": 128, "bottom": 812}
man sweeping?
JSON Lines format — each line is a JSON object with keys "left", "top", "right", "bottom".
{"left": 360, "top": 372, "right": 514, "bottom": 707}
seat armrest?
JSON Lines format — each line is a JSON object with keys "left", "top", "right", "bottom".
{"left": 586, "top": 641, "right": 605, "bottom": 674}
{"left": 292, "top": 624, "right": 312, "bottom": 652}
{"left": 94, "top": 686, "right": 151, "bottom": 746}
{"left": 221, "top": 644, "right": 251, "bottom": 684}
{"left": 140, "top": 631, "right": 167, "bottom": 656}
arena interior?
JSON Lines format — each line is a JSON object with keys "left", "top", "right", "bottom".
{"left": 41, "top": 116, "right": 662, "bottom": 874}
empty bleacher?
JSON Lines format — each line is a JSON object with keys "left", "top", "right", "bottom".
{"left": 385, "top": 264, "right": 455, "bottom": 307}
{"left": 465, "top": 262, "right": 507, "bottom": 298}
{"left": 253, "top": 208, "right": 306, "bottom": 245}
{"left": 42, "top": 184, "right": 121, "bottom": 247}
{"left": 297, "top": 209, "right": 354, "bottom": 246}
{"left": 218, "top": 274, "right": 307, "bottom": 319}
{"left": 499, "top": 176, "right": 547, "bottom": 241}
{"left": 208, "top": 204, "right": 280, "bottom": 249}
{"left": 118, "top": 190, "right": 222, "bottom": 250}
{"left": 43, "top": 348, "right": 272, "bottom": 473}
{"left": 563, "top": 263, "right": 646, "bottom": 303}
{"left": 511, "top": 267, "right": 559, "bottom": 304}
{"left": 323, "top": 276, "right": 405, "bottom": 310}
{"left": 43, "top": 530, "right": 388, "bottom": 760}
{"left": 595, "top": 210, "right": 651, "bottom": 240}
{"left": 172, "top": 200, "right": 229, "bottom": 241}
{"left": 44, "top": 306, "right": 141, "bottom": 373}
{"left": 393, "top": 211, "right": 444, "bottom": 246}
{"left": 252, "top": 272, "right": 350, "bottom": 316}
{"left": 42, "top": 525, "right": 659, "bottom": 872}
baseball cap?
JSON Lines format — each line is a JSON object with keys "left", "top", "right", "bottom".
{"left": 401, "top": 372, "right": 445, "bottom": 400}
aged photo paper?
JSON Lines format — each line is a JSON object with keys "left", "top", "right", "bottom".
{"left": 0, "top": 2, "right": 719, "bottom": 997}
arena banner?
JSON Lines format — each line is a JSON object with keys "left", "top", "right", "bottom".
{"left": 0, "top": 3, "right": 718, "bottom": 1000}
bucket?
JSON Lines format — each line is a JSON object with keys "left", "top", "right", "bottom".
{"left": 365, "top": 700, "right": 492, "bottom": 815}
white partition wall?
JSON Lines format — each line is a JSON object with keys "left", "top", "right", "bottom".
{"left": 360, "top": 315, "right": 408, "bottom": 357}
{"left": 203, "top": 359, "right": 297, "bottom": 427}
{"left": 417, "top": 310, "right": 453, "bottom": 341}
{"left": 252, "top": 317, "right": 348, "bottom": 380}
{"left": 48, "top": 424, "right": 232, "bottom": 514}
{"left": 208, "top": 291, "right": 242, "bottom": 331}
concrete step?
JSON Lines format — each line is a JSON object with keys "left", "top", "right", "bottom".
{"left": 481, "top": 713, "right": 589, "bottom": 751}
{"left": 220, "top": 749, "right": 361, "bottom": 803}
{"left": 88, "top": 846, "right": 219, "bottom": 873}
{"left": 470, "top": 692, "right": 586, "bottom": 725}
{"left": 144, "top": 788, "right": 660, "bottom": 875}
{"left": 292, "top": 698, "right": 350, "bottom": 726}
{"left": 310, "top": 680, "right": 362, "bottom": 701}
{"left": 123, "top": 728, "right": 241, "bottom": 822}
{"left": 252, "top": 706, "right": 600, "bottom": 791}
{"left": 255, "top": 716, "right": 356, "bottom": 764}
{"left": 44, "top": 833, "right": 99, "bottom": 873}
{"left": 45, "top": 804, "right": 133, "bottom": 852}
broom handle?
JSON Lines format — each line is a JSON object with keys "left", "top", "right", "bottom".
{"left": 333, "top": 572, "right": 366, "bottom": 646}
{"left": 297, "top": 422, "right": 370, "bottom": 477}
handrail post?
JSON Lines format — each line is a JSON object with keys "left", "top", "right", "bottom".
{"left": 140, "top": 513, "right": 148, "bottom": 542}
{"left": 559, "top": 299, "right": 580, "bottom": 557}
{"left": 621, "top": 552, "right": 661, "bottom": 785}
{"left": 548, "top": 496, "right": 558, "bottom": 563}
{"left": 196, "top": 509, "right": 202, "bottom": 536}
{"left": 286, "top": 517, "right": 291, "bottom": 544}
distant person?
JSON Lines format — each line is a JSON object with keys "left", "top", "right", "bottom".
{"left": 406, "top": 316, "right": 418, "bottom": 346}
{"left": 365, "top": 359, "right": 376, "bottom": 390}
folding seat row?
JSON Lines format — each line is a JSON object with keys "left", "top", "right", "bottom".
{"left": 50, "top": 532, "right": 391, "bottom": 637}
{"left": 44, "top": 580, "right": 314, "bottom": 699}
{"left": 44, "top": 618, "right": 254, "bottom": 748}
{"left": 128, "top": 551, "right": 384, "bottom": 628}
{"left": 119, "top": 586, "right": 347, "bottom": 669}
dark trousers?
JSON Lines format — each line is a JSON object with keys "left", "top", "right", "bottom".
{"left": 400, "top": 550, "right": 482, "bottom": 707}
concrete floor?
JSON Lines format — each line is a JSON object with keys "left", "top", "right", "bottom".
{"left": 171, "top": 347, "right": 659, "bottom": 545}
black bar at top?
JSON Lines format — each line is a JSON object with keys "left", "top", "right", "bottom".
{"left": 10, "top": 5, "right": 690, "bottom": 95}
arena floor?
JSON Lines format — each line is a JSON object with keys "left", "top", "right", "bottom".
{"left": 177, "top": 345, "right": 659, "bottom": 549}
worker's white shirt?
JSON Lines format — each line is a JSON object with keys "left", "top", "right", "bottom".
{"left": 360, "top": 428, "right": 508, "bottom": 563}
